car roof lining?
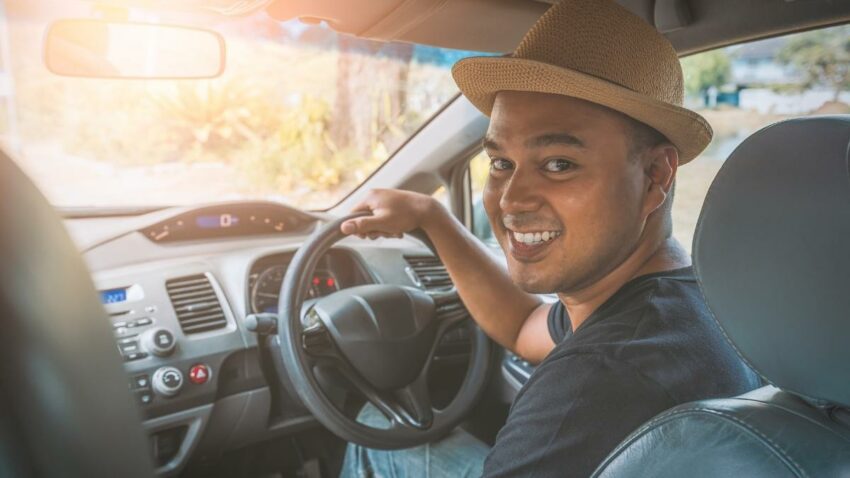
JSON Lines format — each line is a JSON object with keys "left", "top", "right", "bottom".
{"left": 264, "top": 0, "right": 850, "bottom": 56}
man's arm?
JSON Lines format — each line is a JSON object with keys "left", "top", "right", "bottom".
{"left": 340, "top": 189, "right": 555, "bottom": 363}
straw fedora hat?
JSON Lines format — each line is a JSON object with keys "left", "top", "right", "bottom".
{"left": 452, "top": 0, "right": 712, "bottom": 163}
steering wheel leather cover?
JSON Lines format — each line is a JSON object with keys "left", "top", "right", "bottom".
{"left": 273, "top": 214, "right": 492, "bottom": 449}
{"left": 694, "top": 115, "right": 850, "bottom": 407}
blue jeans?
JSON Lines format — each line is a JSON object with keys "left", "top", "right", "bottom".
{"left": 340, "top": 404, "right": 490, "bottom": 478}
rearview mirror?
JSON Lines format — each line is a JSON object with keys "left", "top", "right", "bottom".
{"left": 44, "top": 19, "right": 225, "bottom": 79}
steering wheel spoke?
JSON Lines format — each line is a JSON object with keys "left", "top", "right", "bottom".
{"left": 336, "top": 361, "right": 435, "bottom": 430}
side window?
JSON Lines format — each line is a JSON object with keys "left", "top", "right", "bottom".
{"left": 468, "top": 151, "right": 498, "bottom": 247}
{"left": 674, "top": 24, "right": 849, "bottom": 251}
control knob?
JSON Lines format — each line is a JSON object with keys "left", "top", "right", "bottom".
{"left": 152, "top": 366, "right": 183, "bottom": 397}
{"left": 142, "top": 327, "right": 177, "bottom": 357}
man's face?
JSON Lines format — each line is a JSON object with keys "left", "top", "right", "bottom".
{"left": 483, "top": 91, "right": 652, "bottom": 294}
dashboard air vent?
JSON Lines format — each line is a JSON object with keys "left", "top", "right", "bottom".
{"left": 165, "top": 274, "right": 227, "bottom": 334}
{"left": 404, "top": 255, "right": 471, "bottom": 347}
{"left": 403, "top": 255, "right": 453, "bottom": 291}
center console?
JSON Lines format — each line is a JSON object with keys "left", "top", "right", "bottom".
{"left": 96, "top": 267, "right": 254, "bottom": 475}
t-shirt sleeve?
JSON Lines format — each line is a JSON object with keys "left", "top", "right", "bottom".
{"left": 547, "top": 300, "right": 570, "bottom": 343}
{"left": 482, "top": 352, "right": 675, "bottom": 478}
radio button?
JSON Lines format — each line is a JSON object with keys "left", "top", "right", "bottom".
{"left": 142, "top": 327, "right": 177, "bottom": 357}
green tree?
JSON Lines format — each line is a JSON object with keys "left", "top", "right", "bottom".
{"left": 681, "top": 50, "right": 731, "bottom": 96}
{"left": 778, "top": 26, "right": 850, "bottom": 102}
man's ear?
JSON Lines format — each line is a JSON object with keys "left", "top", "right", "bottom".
{"left": 641, "top": 143, "right": 679, "bottom": 218}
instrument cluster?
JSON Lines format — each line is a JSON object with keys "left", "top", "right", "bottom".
{"left": 247, "top": 249, "right": 372, "bottom": 314}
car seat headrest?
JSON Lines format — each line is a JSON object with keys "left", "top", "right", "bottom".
{"left": 694, "top": 116, "right": 850, "bottom": 408}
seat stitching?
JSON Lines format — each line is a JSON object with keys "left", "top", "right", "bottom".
{"left": 595, "top": 406, "right": 808, "bottom": 478}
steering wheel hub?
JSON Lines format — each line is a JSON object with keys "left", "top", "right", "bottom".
{"left": 312, "top": 285, "right": 438, "bottom": 390}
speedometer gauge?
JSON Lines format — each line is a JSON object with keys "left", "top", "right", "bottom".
{"left": 251, "top": 265, "right": 286, "bottom": 313}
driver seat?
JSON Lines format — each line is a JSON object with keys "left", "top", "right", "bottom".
{"left": 592, "top": 116, "right": 850, "bottom": 477}
{"left": 0, "top": 151, "right": 155, "bottom": 476}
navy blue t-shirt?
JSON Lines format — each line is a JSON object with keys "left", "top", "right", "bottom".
{"left": 482, "top": 267, "right": 760, "bottom": 477}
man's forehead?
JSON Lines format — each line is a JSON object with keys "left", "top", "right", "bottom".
{"left": 487, "top": 91, "right": 631, "bottom": 148}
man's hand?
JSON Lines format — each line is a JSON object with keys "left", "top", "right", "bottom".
{"left": 340, "top": 188, "right": 554, "bottom": 363}
{"left": 340, "top": 189, "right": 439, "bottom": 239}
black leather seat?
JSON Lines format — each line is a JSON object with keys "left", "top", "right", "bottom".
{"left": 0, "top": 153, "right": 155, "bottom": 476}
{"left": 592, "top": 116, "right": 850, "bottom": 477}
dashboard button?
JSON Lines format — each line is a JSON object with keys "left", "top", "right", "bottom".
{"left": 136, "top": 390, "right": 153, "bottom": 405}
{"left": 189, "top": 364, "right": 211, "bottom": 385}
{"left": 142, "top": 327, "right": 177, "bottom": 357}
{"left": 136, "top": 317, "right": 152, "bottom": 326}
{"left": 131, "top": 374, "right": 150, "bottom": 389}
{"left": 152, "top": 366, "right": 183, "bottom": 397}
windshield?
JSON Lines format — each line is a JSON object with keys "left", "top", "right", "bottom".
{"left": 3, "top": 2, "right": 483, "bottom": 209}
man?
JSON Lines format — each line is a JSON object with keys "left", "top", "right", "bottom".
{"left": 339, "top": 0, "right": 760, "bottom": 476}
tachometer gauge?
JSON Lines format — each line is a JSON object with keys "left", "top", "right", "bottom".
{"left": 251, "top": 265, "right": 286, "bottom": 313}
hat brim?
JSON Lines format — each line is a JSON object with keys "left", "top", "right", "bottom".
{"left": 452, "top": 56, "right": 713, "bottom": 163}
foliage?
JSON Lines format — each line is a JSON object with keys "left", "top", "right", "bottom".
{"left": 8, "top": 18, "right": 463, "bottom": 208}
{"left": 681, "top": 50, "right": 731, "bottom": 95}
{"left": 778, "top": 25, "right": 850, "bottom": 100}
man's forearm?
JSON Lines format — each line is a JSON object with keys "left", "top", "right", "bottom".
{"left": 421, "top": 203, "right": 542, "bottom": 352}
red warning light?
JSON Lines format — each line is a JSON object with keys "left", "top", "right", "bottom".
{"left": 312, "top": 277, "right": 320, "bottom": 286}
{"left": 326, "top": 278, "right": 335, "bottom": 288}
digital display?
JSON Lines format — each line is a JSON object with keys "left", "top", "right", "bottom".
{"left": 100, "top": 288, "right": 128, "bottom": 304}
{"left": 196, "top": 214, "right": 240, "bottom": 229}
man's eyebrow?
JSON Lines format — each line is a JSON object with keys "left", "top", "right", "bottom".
{"left": 526, "top": 133, "right": 586, "bottom": 149}
{"left": 482, "top": 136, "right": 500, "bottom": 151}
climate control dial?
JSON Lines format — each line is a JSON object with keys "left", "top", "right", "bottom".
{"left": 152, "top": 366, "right": 183, "bottom": 397}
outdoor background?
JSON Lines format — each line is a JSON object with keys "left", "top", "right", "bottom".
{"left": 1, "top": 2, "right": 848, "bottom": 250}
{"left": 3, "top": 2, "right": 478, "bottom": 209}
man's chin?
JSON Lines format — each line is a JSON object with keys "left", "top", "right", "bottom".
{"left": 511, "top": 271, "right": 559, "bottom": 294}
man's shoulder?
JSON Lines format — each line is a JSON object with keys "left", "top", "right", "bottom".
{"left": 548, "top": 269, "right": 760, "bottom": 402}
{"left": 553, "top": 268, "right": 706, "bottom": 347}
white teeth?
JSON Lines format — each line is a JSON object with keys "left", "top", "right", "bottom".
{"left": 510, "top": 230, "right": 561, "bottom": 245}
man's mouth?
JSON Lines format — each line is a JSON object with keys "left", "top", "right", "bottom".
{"left": 506, "top": 228, "right": 562, "bottom": 260}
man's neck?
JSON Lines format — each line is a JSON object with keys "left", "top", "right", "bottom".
{"left": 557, "top": 236, "right": 691, "bottom": 332}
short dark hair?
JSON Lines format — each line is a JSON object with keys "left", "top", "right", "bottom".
{"left": 625, "top": 117, "right": 668, "bottom": 156}
{"left": 623, "top": 116, "right": 676, "bottom": 237}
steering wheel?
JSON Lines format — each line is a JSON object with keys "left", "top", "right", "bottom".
{"left": 271, "top": 213, "right": 492, "bottom": 449}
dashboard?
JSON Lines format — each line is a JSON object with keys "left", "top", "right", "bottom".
{"left": 72, "top": 200, "right": 520, "bottom": 476}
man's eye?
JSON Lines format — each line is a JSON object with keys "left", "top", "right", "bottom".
{"left": 542, "top": 158, "right": 575, "bottom": 173}
{"left": 490, "top": 158, "right": 513, "bottom": 171}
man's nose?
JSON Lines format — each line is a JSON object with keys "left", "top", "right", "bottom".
{"left": 499, "top": 166, "right": 542, "bottom": 214}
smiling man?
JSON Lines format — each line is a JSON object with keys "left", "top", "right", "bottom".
{"left": 339, "top": 0, "right": 759, "bottom": 476}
